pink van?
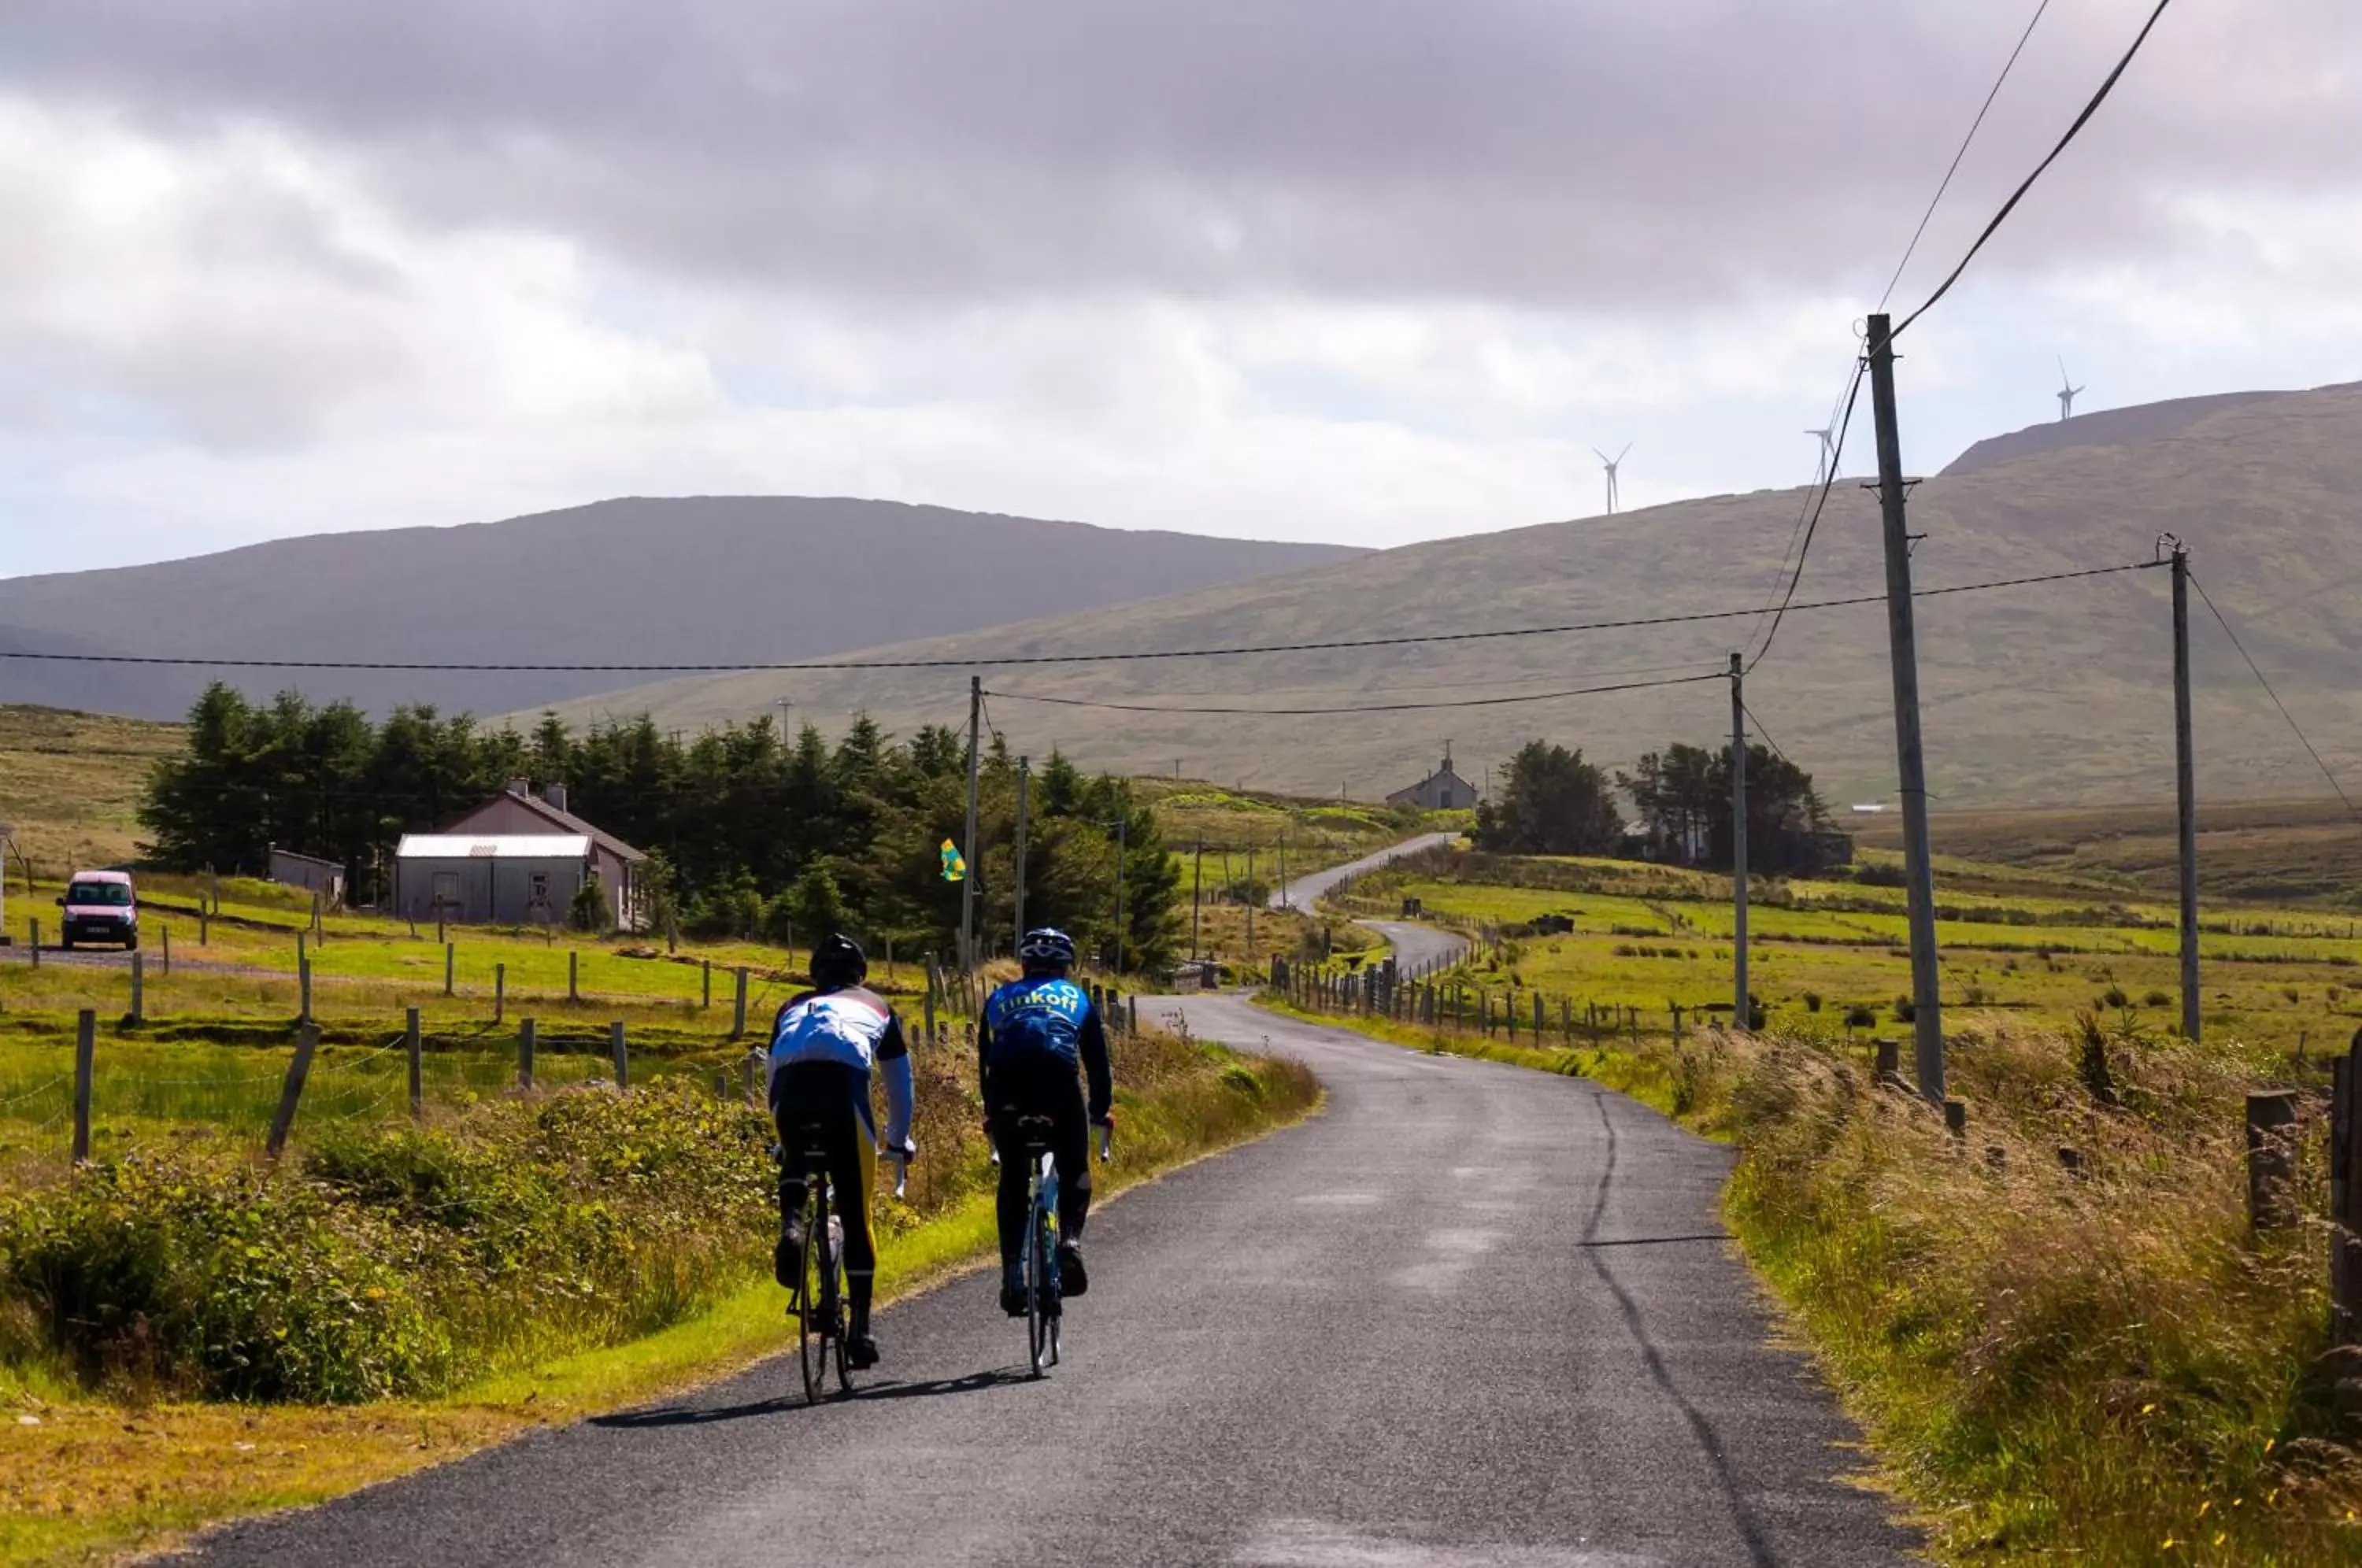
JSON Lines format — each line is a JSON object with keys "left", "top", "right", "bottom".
{"left": 58, "top": 870, "right": 139, "bottom": 951}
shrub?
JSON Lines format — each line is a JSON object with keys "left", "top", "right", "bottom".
{"left": 2101, "top": 986, "right": 2130, "bottom": 1009}
{"left": 2142, "top": 989, "right": 2172, "bottom": 1008}
{"left": 1802, "top": 992, "right": 1823, "bottom": 1014}
{"left": 1845, "top": 1005, "right": 1877, "bottom": 1030}
{"left": 1893, "top": 995, "right": 1916, "bottom": 1023}
{"left": 568, "top": 871, "right": 613, "bottom": 934}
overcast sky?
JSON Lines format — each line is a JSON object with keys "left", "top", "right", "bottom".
{"left": 4, "top": 0, "right": 2359, "bottom": 578}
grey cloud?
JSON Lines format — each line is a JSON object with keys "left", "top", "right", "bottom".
{"left": 6, "top": 0, "right": 2359, "bottom": 309}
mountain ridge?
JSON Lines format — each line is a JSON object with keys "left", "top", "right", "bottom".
{"left": 520, "top": 383, "right": 2362, "bottom": 809}
{"left": 0, "top": 497, "right": 1364, "bottom": 720}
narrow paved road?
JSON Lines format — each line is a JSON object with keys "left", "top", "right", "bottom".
{"left": 1268, "top": 830, "right": 1459, "bottom": 911}
{"left": 180, "top": 997, "right": 1918, "bottom": 1566}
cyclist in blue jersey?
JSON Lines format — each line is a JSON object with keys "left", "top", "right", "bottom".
{"left": 979, "top": 927, "right": 1113, "bottom": 1316}
{"left": 769, "top": 933, "right": 914, "bottom": 1370}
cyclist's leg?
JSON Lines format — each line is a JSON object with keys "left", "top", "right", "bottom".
{"left": 1047, "top": 1068, "right": 1091, "bottom": 1241}
{"left": 983, "top": 1060, "right": 1035, "bottom": 1313}
{"left": 768, "top": 1063, "right": 816, "bottom": 1285}
{"left": 828, "top": 1073, "right": 880, "bottom": 1355}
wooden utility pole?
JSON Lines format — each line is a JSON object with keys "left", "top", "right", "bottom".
{"left": 1867, "top": 312, "right": 1946, "bottom": 1102}
{"left": 1013, "top": 755, "right": 1031, "bottom": 945}
{"left": 1190, "top": 838, "right": 1204, "bottom": 962}
{"left": 960, "top": 675, "right": 983, "bottom": 973}
{"left": 1112, "top": 806, "right": 1129, "bottom": 974}
{"left": 1729, "top": 652, "right": 1749, "bottom": 1029}
{"left": 1245, "top": 845, "right": 1257, "bottom": 960}
{"left": 2170, "top": 538, "right": 2201, "bottom": 1041}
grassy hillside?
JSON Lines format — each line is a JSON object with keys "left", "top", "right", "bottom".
{"left": 0, "top": 706, "right": 181, "bottom": 875}
{"left": 1859, "top": 798, "right": 2362, "bottom": 908}
{"left": 532, "top": 383, "right": 2362, "bottom": 810}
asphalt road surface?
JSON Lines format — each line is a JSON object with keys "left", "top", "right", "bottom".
{"left": 1268, "top": 830, "right": 1461, "bottom": 910}
{"left": 180, "top": 993, "right": 1919, "bottom": 1566}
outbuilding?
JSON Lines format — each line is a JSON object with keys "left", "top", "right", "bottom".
{"left": 392, "top": 833, "right": 595, "bottom": 926}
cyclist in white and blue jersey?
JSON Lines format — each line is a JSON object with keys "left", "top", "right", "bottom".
{"left": 978, "top": 927, "right": 1113, "bottom": 1316}
{"left": 770, "top": 933, "right": 913, "bottom": 1370}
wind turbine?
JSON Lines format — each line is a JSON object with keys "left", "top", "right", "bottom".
{"left": 1805, "top": 426, "right": 1838, "bottom": 486}
{"left": 1594, "top": 443, "right": 1631, "bottom": 515}
{"left": 2057, "top": 357, "right": 2085, "bottom": 422}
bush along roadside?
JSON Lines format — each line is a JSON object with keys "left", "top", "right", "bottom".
{"left": 1260, "top": 986, "right": 2362, "bottom": 1564}
{"left": 0, "top": 1026, "right": 1316, "bottom": 1565}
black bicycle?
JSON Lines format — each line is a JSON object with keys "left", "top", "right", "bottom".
{"left": 1000, "top": 1111, "right": 1112, "bottom": 1378}
{"left": 783, "top": 1118, "right": 853, "bottom": 1403}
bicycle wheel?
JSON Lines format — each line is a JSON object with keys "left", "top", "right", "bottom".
{"left": 827, "top": 1216, "right": 853, "bottom": 1395}
{"left": 797, "top": 1185, "right": 832, "bottom": 1404}
{"left": 1025, "top": 1199, "right": 1053, "bottom": 1378}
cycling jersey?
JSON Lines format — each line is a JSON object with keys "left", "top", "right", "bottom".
{"left": 770, "top": 985, "right": 914, "bottom": 1150}
{"left": 979, "top": 976, "right": 1112, "bottom": 1121}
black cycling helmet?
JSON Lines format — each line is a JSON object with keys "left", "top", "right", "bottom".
{"left": 1018, "top": 927, "right": 1076, "bottom": 972}
{"left": 811, "top": 932, "right": 868, "bottom": 989}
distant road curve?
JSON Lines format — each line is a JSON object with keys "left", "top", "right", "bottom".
{"left": 1267, "top": 830, "right": 1459, "bottom": 912}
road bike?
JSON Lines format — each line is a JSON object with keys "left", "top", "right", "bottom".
{"left": 781, "top": 1118, "right": 853, "bottom": 1403}
{"left": 998, "top": 1111, "right": 1112, "bottom": 1378}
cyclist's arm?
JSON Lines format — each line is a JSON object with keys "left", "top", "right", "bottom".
{"left": 879, "top": 1010, "right": 914, "bottom": 1151}
{"left": 1079, "top": 1004, "right": 1113, "bottom": 1123}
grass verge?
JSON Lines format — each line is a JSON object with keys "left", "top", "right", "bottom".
{"left": 1260, "top": 986, "right": 2362, "bottom": 1564}
{"left": 0, "top": 1040, "right": 1318, "bottom": 1566}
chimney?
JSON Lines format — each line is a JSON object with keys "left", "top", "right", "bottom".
{"left": 544, "top": 782, "right": 569, "bottom": 815}
{"left": 506, "top": 777, "right": 530, "bottom": 799}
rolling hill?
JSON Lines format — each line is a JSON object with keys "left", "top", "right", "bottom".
{"left": 0, "top": 497, "right": 1361, "bottom": 721}
{"left": 524, "top": 383, "right": 2362, "bottom": 810}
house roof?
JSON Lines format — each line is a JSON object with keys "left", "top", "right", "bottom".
{"left": 398, "top": 834, "right": 593, "bottom": 860}
{"left": 446, "top": 790, "right": 648, "bottom": 863}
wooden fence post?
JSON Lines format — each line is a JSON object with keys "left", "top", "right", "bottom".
{"left": 127, "top": 949, "right": 147, "bottom": 1024}
{"left": 160, "top": 925, "right": 170, "bottom": 978}
{"left": 406, "top": 1007, "right": 424, "bottom": 1122}
{"left": 199, "top": 904, "right": 209, "bottom": 945}
{"left": 28, "top": 918, "right": 37, "bottom": 969}
{"left": 732, "top": 967, "right": 750, "bottom": 1038}
{"left": 610, "top": 1020, "right": 629, "bottom": 1090}
{"left": 517, "top": 1017, "right": 536, "bottom": 1090}
{"left": 444, "top": 941, "right": 455, "bottom": 997}
{"left": 71, "top": 1009, "right": 94, "bottom": 1163}
{"left": 924, "top": 986, "right": 936, "bottom": 1048}
{"left": 265, "top": 1023, "right": 320, "bottom": 1159}
{"left": 494, "top": 963, "right": 506, "bottom": 1024}
{"left": 298, "top": 946, "right": 313, "bottom": 1024}
{"left": 569, "top": 950, "right": 580, "bottom": 1004}
{"left": 2247, "top": 1089, "right": 2300, "bottom": 1233}
{"left": 702, "top": 958, "right": 713, "bottom": 1009}
{"left": 2333, "top": 1034, "right": 2362, "bottom": 1344}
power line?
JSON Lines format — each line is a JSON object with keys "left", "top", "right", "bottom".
{"left": 1878, "top": 0, "right": 2054, "bottom": 312}
{"left": 2188, "top": 571, "right": 2362, "bottom": 827}
{"left": 0, "top": 560, "right": 2163, "bottom": 675}
{"left": 1748, "top": 360, "right": 1868, "bottom": 671}
{"left": 984, "top": 670, "right": 1726, "bottom": 717}
{"left": 1741, "top": 701, "right": 1791, "bottom": 768}
{"left": 1893, "top": 0, "right": 2175, "bottom": 339}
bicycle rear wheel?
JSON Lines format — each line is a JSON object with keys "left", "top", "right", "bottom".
{"left": 1025, "top": 1202, "right": 1053, "bottom": 1378}
{"left": 797, "top": 1186, "right": 832, "bottom": 1404}
{"left": 828, "top": 1216, "right": 853, "bottom": 1395}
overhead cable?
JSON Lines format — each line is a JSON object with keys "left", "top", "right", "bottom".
{"left": 1878, "top": 0, "right": 2055, "bottom": 312}
{"left": 983, "top": 671, "right": 1727, "bottom": 717}
{"left": 1892, "top": 0, "right": 2175, "bottom": 338}
{"left": 2188, "top": 571, "right": 2362, "bottom": 827}
{"left": 0, "top": 560, "right": 2163, "bottom": 675}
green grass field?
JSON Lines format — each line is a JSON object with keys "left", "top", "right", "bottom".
{"left": 1339, "top": 848, "right": 2361, "bottom": 1061}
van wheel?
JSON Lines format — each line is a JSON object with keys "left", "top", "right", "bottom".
{"left": 124, "top": 933, "right": 139, "bottom": 952}
{"left": 59, "top": 935, "right": 73, "bottom": 952}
